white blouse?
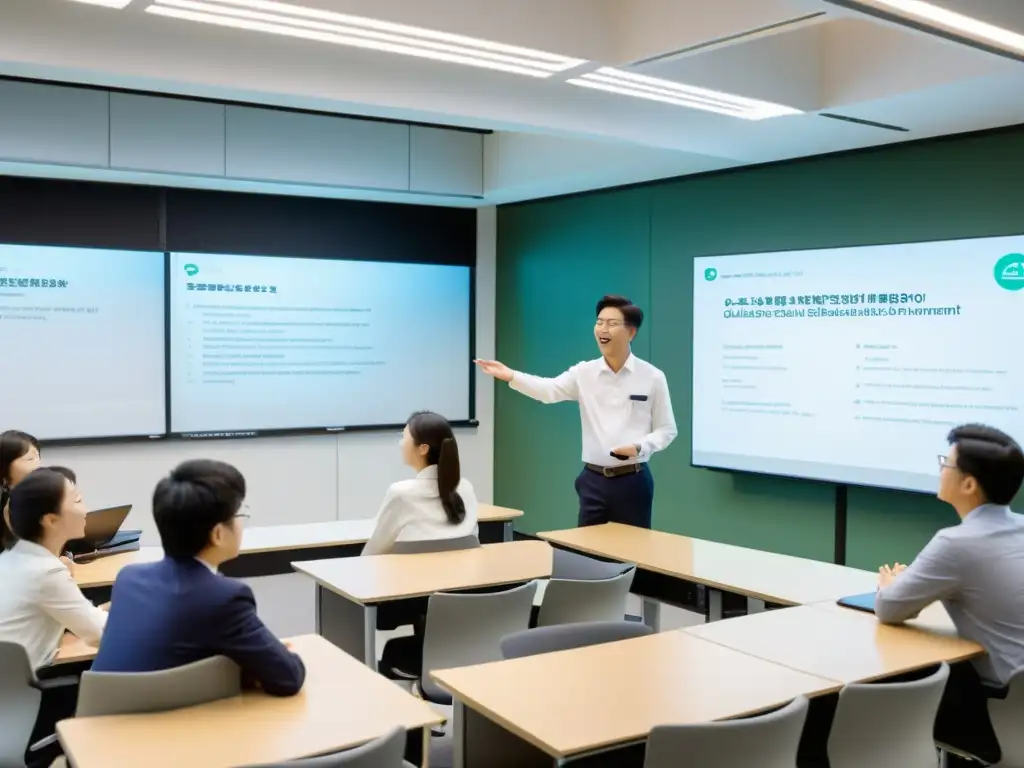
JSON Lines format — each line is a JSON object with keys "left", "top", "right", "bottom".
{"left": 362, "top": 466, "right": 479, "bottom": 556}
{"left": 0, "top": 539, "right": 107, "bottom": 669}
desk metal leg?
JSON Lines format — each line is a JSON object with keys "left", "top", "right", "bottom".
{"left": 453, "top": 700, "right": 465, "bottom": 768}
{"left": 641, "top": 599, "right": 661, "bottom": 632}
{"left": 503, "top": 521, "right": 513, "bottom": 541}
{"left": 747, "top": 597, "right": 766, "bottom": 614}
{"left": 315, "top": 585, "right": 377, "bottom": 668}
{"left": 708, "top": 589, "right": 724, "bottom": 622}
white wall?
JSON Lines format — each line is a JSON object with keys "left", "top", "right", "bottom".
{"left": 46, "top": 208, "right": 497, "bottom": 547}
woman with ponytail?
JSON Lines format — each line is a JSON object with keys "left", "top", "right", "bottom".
{"left": 363, "top": 411, "right": 479, "bottom": 556}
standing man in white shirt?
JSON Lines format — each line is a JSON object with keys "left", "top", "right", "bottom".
{"left": 476, "top": 294, "right": 677, "bottom": 529}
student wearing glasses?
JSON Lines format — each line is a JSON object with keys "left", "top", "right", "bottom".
{"left": 92, "top": 459, "right": 305, "bottom": 696}
{"left": 876, "top": 424, "right": 1024, "bottom": 765}
{"left": 476, "top": 294, "right": 677, "bottom": 529}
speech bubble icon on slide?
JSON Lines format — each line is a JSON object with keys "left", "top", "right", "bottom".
{"left": 704, "top": 267, "right": 718, "bottom": 281}
{"left": 995, "top": 254, "right": 1024, "bottom": 291}
{"left": 183, "top": 263, "right": 199, "bottom": 277}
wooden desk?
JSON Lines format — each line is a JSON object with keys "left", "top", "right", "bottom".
{"left": 294, "top": 540, "right": 553, "bottom": 667}
{"left": 539, "top": 523, "right": 877, "bottom": 622}
{"left": 57, "top": 635, "right": 442, "bottom": 768}
{"left": 75, "top": 504, "right": 524, "bottom": 590}
{"left": 686, "top": 604, "right": 983, "bottom": 684}
{"left": 431, "top": 629, "right": 838, "bottom": 765}
{"left": 52, "top": 633, "right": 98, "bottom": 666}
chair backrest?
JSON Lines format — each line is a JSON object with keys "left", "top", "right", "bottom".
{"left": 827, "top": 662, "right": 949, "bottom": 768}
{"left": 0, "top": 642, "right": 41, "bottom": 768}
{"left": 536, "top": 566, "right": 636, "bottom": 627}
{"left": 389, "top": 535, "right": 480, "bottom": 555}
{"left": 551, "top": 547, "right": 632, "bottom": 581}
{"left": 645, "top": 695, "right": 808, "bottom": 768}
{"left": 76, "top": 655, "right": 241, "bottom": 717}
{"left": 988, "top": 664, "right": 1024, "bottom": 767}
{"left": 502, "top": 620, "right": 653, "bottom": 660}
{"left": 242, "top": 725, "right": 407, "bottom": 768}
{"left": 420, "top": 580, "right": 537, "bottom": 702}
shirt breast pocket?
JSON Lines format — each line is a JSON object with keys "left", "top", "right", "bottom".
{"left": 629, "top": 393, "right": 653, "bottom": 419}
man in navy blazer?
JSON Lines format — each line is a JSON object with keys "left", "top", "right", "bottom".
{"left": 92, "top": 459, "right": 305, "bottom": 696}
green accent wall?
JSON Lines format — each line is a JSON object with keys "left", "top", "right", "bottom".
{"left": 495, "top": 127, "right": 1024, "bottom": 570}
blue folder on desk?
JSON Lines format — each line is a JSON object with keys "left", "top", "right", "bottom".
{"left": 836, "top": 592, "right": 877, "bottom": 614}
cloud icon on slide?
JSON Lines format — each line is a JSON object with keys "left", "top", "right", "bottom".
{"left": 183, "top": 264, "right": 199, "bottom": 277}
{"left": 994, "top": 254, "right": 1024, "bottom": 291}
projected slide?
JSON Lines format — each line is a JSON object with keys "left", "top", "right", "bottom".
{"left": 169, "top": 252, "right": 471, "bottom": 434}
{"left": 692, "top": 236, "right": 1024, "bottom": 493}
{"left": 0, "top": 245, "right": 166, "bottom": 440}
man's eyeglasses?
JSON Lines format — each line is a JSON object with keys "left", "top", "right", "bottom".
{"left": 595, "top": 319, "right": 625, "bottom": 329}
{"left": 938, "top": 455, "right": 957, "bottom": 470}
{"left": 234, "top": 503, "right": 251, "bottom": 520}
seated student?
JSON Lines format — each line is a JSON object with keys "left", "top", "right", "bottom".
{"left": 92, "top": 459, "right": 305, "bottom": 696}
{"left": 1, "top": 430, "right": 42, "bottom": 550}
{"left": 1, "top": 431, "right": 76, "bottom": 574}
{"left": 876, "top": 423, "right": 1024, "bottom": 764}
{"left": 0, "top": 468, "right": 108, "bottom": 764}
{"left": 363, "top": 411, "right": 479, "bottom": 556}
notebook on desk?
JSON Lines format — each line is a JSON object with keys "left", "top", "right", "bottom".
{"left": 836, "top": 592, "right": 877, "bottom": 614}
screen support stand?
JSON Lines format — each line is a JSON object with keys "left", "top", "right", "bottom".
{"left": 834, "top": 484, "right": 848, "bottom": 566}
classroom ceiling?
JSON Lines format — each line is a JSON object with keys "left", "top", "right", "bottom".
{"left": 2, "top": 0, "right": 1024, "bottom": 204}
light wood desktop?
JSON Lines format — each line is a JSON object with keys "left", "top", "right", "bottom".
{"left": 294, "top": 540, "right": 553, "bottom": 667}
{"left": 52, "top": 633, "right": 98, "bottom": 666}
{"left": 74, "top": 504, "right": 524, "bottom": 589}
{"left": 431, "top": 629, "right": 839, "bottom": 765}
{"left": 686, "top": 604, "right": 983, "bottom": 685}
{"left": 57, "top": 634, "right": 443, "bottom": 768}
{"left": 539, "top": 523, "right": 878, "bottom": 621}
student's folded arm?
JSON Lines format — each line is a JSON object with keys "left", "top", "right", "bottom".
{"left": 509, "top": 365, "right": 581, "bottom": 404}
{"left": 39, "top": 565, "right": 107, "bottom": 647}
{"left": 361, "top": 489, "right": 405, "bottom": 556}
{"left": 875, "top": 533, "right": 961, "bottom": 625}
{"left": 220, "top": 586, "right": 306, "bottom": 697}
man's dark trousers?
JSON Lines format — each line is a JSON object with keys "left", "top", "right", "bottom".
{"left": 576, "top": 463, "right": 654, "bottom": 528}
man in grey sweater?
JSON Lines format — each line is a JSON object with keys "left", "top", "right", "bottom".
{"left": 877, "top": 423, "right": 1024, "bottom": 764}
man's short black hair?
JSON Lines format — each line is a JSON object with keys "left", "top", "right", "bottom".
{"left": 9, "top": 468, "right": 68, "bottom": 543}
{"left": 596, "top": 294, "right": 643, "bottom": 331}
{"left": 153, "top": 459, "right": 246, "bottom": 559}
{"left": 948, "top": 424, "right": 1024, "bottom": 506}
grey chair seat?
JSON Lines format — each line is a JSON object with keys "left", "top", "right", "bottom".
{"left": 502, "top": 621, "right": 652, "bottom": 659}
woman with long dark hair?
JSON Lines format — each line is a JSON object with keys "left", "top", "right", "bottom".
{"left": 363, "top": 411, "right": 478, "bottom": 555}
{"left": 1, "top": 430, "right": 42, "bottom": 550}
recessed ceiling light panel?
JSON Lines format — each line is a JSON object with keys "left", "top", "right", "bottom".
{"left": 67, "top": 0, "right": 135, "bottom": 7}
{"left": 567, "top": 68, "right": 802, "bottom": 120}
{"left": 145, "top": 0, "right": 586, "bottom": 77}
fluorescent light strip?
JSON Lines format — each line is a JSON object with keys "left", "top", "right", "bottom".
{"left": 204, "top": 0, "right": 582, "bottom": 66}
{"left": 569, "top": 68, "right": 801, "bottom": 120}
{"left": 852, "top": 0, "right": 1024, "bottom": 53}
{"left": 67, "top": 0, "right": 134, "bottom": 7}
{"left": 147, "top": 0, "right": 584, "bottom": 76}
{"left": 154, "top": 0, "right": 570, "bottom": 73}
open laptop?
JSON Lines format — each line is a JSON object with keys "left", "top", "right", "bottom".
{"left": 66, "top": 504, "right": 141, "bottom": 560}
{"left": 836, "top": 592, "right": 877, "bottom": 614}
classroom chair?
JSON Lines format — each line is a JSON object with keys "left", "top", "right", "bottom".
{"left": 0, "top": 642, "right": 79, "bottom": 768}
{"left": 827, "top": 662, "right": 949, "bottom": 768}
{"left": 501, "top": 620, "right": 652, "bottom": 659}
{"left": 418, "top": 581, "right": 538, "bottom": 705}
{"left": 987, "top": 664, "right": 1024, "bottom": 767}
{"left": 389, "top": 535, "right": 480, "bottom": 555}
{"left": 644, "top": 695, "right": 809, "bottom": 768}
{"left": 551, "top": 546, "right": 633, "bottom": 580}
{"left": 75, "top": 655, "right": 241, "bottom": 717}
{"left": 244, "top": 725, "right": 411, "bottom": 767}
{"left": 536, "top": 566, "right": 636, "bottom": 627}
